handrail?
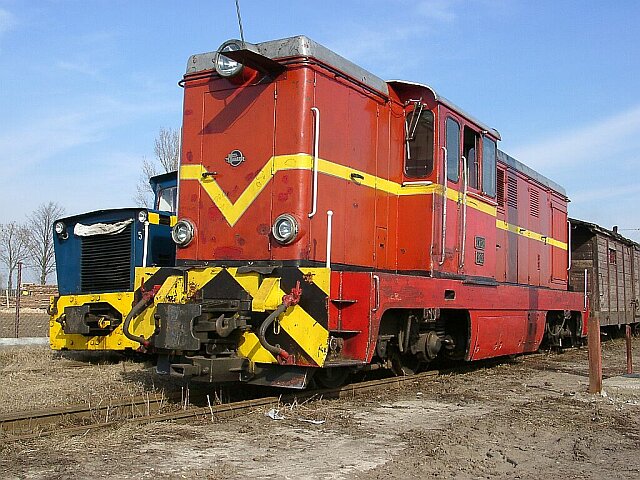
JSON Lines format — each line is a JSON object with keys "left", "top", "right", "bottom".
{"left": 309, "top": 107, "right": 320, "bottom": 218}
{"left": 459, "top": 155, "right": 468, "bottom": 270}
{"left": 439, "top": 146, "right": 448, "bottom": 266}
{"left": 326, "top": 210, "right": 334, "bottom": 268}
{"left": 372, "top": 274, "right": 380, "bottom": 312}
{"left": 567, "top": 219, "right": 572, "bottom": 271}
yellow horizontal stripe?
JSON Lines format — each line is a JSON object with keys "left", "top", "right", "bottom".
{"left": 496, "top": 220, "right": 567, "bottom": 250}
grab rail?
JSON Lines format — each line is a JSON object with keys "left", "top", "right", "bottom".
{"left": 309, "top": 107, "right": 320, "bottom": 218}
{"left": 439, "top": 146, "right": 448, "bottom": 266}
{"left": 459, "top": 155, "right": 468, "bottom": 270}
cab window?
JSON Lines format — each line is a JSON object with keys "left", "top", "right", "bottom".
{"left": 156, "top": 186, "right": 177, "bottom": 213}
{"left": 404, "top": 108, "right": 434, "bottom": 178}
{"left": 463, "top": 126, "right": 480, "bottom": 190}
{"left": 482, "top": 137, "right": 497, "bottom": 197}
{"left": 445, "top": 117, "right": 460, "bottom": 182}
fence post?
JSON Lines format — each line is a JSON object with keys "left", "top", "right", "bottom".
{"left": 14, "top": 262, "right": 22, "bottom": 338}
{"left": 626, "top": 324, "right": 633, "bottom": 375}
{"left": 588, "top": 315, "right": 602, "bottom": 394}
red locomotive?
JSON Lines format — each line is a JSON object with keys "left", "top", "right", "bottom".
{"left": 52, "top": 35, "right": 589, "bottom": 388}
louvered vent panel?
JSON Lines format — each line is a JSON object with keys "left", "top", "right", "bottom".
{"left": 496, "top": 169, "right": 505, "bottom": 207}
{"left": 507, "top": 175, "right": 518, "bottom": 209}
{"left": 81, "top": 224, "right": 132, "bottom": 293}
{"left": 530, "top": 189, "right": 540, "bottom": 218}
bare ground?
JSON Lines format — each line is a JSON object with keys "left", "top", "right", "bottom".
{"left": 1, "top": 337, "right": 640, "bottom": 479}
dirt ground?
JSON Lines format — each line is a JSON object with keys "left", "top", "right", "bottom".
{"left": 1, "top": 336, "right": 640, "bottom": 480}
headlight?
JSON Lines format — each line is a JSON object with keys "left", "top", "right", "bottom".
{"left": 54, "top": 221, "right": 66, "bottom": 235}
{"left": 272, "top": 214, "right": 299, "bottom": 245}
{"left": 138, "top": 210, "right": 148, "bottom": 223}
{"left": 215, "top": 40, "right": 243, "bottom": 78}
{"left": 172, "top": 219, "right": 195, "bottom": 247}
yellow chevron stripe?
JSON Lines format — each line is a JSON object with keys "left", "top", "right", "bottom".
{"left": 181, "top": 154, "right": 565, "bottom": 250}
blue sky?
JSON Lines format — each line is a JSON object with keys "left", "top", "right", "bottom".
{"left": 0, "top": 0, "right": 639, "bottom": 247}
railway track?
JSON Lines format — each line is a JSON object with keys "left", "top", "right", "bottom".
{"left": 1, "top": 350, "right": 591, "bottom": 443}
{"left": 0, "top": 392, "right": 174, "bottom": 438}
{"left": 1, "top": 370, "right": 442, "bottom": 443}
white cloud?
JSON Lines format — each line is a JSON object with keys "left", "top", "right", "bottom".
{"left": 510, "top": 104, "right": 640, "bottom": 169}
{"left": 0, "top": 8, "right": 15, "bottom": 35}
{"left": 415, "top": 0, "right": 457, "bottom": 23}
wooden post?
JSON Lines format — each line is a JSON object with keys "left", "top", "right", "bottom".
{"left": 588, "top": 315, "right": 602, "bottom": 394}
{"left": 626, "top": 324, "right": 633, "bottom": 375}
{"left": 14, "top": 262, "right": 22, "bottom": 339}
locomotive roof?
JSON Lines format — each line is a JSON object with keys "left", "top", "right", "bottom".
{"left": 186, "top": 35, "right": 390, "bottom": 96}
{"left": 497, "top": 150, "right": 567, "bottom": 197}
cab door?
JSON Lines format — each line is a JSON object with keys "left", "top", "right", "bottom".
{"left": 436, "top": 114, "right": 462, "bottom": 274}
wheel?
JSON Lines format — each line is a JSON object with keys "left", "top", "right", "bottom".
{"left": 314, "top": 367, "right": 349, "bottom": 389}
{"left": 390, "top": 350, "right": 422, "bottom": 376}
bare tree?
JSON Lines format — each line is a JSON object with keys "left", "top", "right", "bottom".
{"left": 27, "top": 202, "right": 65, "bottom": 285}
{"left": 134, "top": 127, "right": 180, "bottom": 207}
{"left": 0, "top": 222, "right": 31, "bottom": 291}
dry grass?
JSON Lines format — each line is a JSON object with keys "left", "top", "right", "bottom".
{"left": 0, "top": 346, "right": 167, "bottom": 415}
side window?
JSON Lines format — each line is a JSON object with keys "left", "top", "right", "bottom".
{"left": 404, "top": 108, "right": 434, "bottom": 178}
{"left": 463, "top": 126, "right": 480, "bottom": 189}
{"left": 482, "top": 137, "right": 497, "bottom": 197}
{"left": 445, "top": 118, "right": 460, "bottom": 182}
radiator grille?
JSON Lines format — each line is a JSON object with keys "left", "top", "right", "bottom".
{"left": 507, "top": 175, "right": 518, "bottom": 209}
{"left": 496, "top": 169, "right": 505, "bottom": 207}
{"left": 80, "top": 224, "right": 132, "bottom": 292}
{"left": 530, "top": 189, "right": 540, "bottom": 217}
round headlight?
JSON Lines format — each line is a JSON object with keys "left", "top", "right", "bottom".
{"left": 138, "top": 210, "right": 148, "bottom": 223}
{"left": 172, "top": 219, "right": 195, "bottom": 247}
{"left": 215, "top": 40, "right": 243, "bottom": 78}
{"left": 54, "top": 222, "right": 66, "bottom": 235}
{"left": 272, "top": 214, "right": 299, "bottom": 245}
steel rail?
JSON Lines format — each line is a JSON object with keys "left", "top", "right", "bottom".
{"left": 0, "top": 392, "right": 172, "bottom": 436}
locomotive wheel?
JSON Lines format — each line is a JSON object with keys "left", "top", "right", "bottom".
{"left": 390, "top": 350, "right": 422, "bottom": 376}
{"left": 314, "top": 367, "right": 349, "bottom": 389}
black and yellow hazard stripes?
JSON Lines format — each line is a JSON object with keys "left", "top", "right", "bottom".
{"left": 49, "top": 267, "right": 163, "bottom": 350}
{"left": 154, "top": 266, "right": 331, "bottom": 367}
{"left": 50, "top": 266, "right": 332, "bottom": 366}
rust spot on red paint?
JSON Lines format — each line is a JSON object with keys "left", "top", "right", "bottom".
{"left": 278, "top": 193, "right": 288, "bottom": 202}
{"left": 257, "top": 224, "right": 270, "bottom": 235}
{"left": 191, "top": 194, "right": 198, "bottom": 202}
{"left": 184, "top": 109, "right": 193, "bottom": 115}
{"left": 215, "top": 246, "right": 243, "bottom": 259}
{"left": 235, "top": 235, "right": 246, "bottom": 246}
{"left": 186, "top": 151, "right": 193, "bottom": 162}
{"left": 353, "top": 202, "right": 359, "bottom": 208}
{"left": 282, "top": 174, "right": 289, "bottom": 184}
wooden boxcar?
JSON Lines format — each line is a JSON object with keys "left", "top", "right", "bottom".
{"left": 569, "top": 218, "right": 640, "bottom": 327}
